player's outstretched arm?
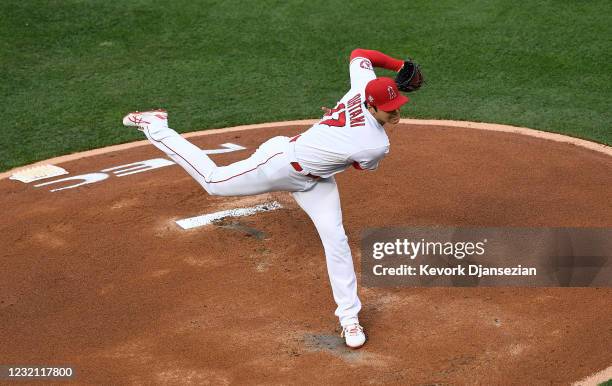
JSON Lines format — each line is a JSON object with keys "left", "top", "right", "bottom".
{"left": 348, "top": 48, "right": 405, "bottom": 91}
{"left": 350, "top": 48, "right": 424, "bottom": 93}
{"left": 350, "top": 49, "right": 404, "bottom": 72}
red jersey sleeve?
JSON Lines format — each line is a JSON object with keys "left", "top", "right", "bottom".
{"left": 350, "top": 49, "right": 404, "bottom": 72}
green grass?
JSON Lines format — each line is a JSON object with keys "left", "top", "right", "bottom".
{"left": 1, "top": 0, "right": 610, "bottom": 171}
{"left": 598, "top": 379, "right": 612, "bottom": 386}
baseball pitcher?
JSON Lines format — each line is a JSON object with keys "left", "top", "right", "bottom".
{"left": 123, "top": 48, "right": 423, "bottom": 348}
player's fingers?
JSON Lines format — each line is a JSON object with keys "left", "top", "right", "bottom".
{"left": 321, "top": 106, "right": 331, "bottom": 115}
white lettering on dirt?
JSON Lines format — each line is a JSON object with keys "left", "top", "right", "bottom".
{"left": 34, "top": 173, "right": 110, "bottom": 192}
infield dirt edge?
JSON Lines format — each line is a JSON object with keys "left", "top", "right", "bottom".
{"left": 3, "top": 119, "right": 612, "bottom": 384}
{"left": 3, "top": 119, "right": 611, "bottom": 181}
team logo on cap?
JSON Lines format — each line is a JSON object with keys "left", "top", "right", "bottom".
{"left": 368, "top": 95, "right": 375, "bottom": 103}
{"left": 387, "top": 86, "right": 397, "bottom": 100}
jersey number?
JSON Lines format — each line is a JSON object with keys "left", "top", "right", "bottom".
{"left": 321, "top": 103, "right": 346, "bottom": 127}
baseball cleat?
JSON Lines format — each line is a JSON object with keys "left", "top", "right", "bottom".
{"left": 341, "top": 323, "right": 366, "bottom": 349}
{"left": 122, "top": 109, "right": 168, "bottom": 131}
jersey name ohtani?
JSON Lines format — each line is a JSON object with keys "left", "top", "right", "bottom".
{"left": 347, "top": 94, "right": 365, "bottom": 127}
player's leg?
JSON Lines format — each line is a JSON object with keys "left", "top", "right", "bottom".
{"left": 144, "top": 126, "right": 219, "bottom": 188}
{"left": 149, "top": 130, "right": 314, "bottom": 196}
{"left": 123, "top": 110, "right": 219, "bottom": 189}
{"left": 123, "top": 110, "right": 312, "bottom": 196}
{"left": 291, "top": 177, "right": 365, "bottom": 347}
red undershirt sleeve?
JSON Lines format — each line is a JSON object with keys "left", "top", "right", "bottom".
{"left": 350, "top": 49, "right": 404, "bottom": 72}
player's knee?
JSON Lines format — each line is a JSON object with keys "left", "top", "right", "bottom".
{"left": 202, "top": 182, "right": 232, "bottom": 197}
{"left": 199, "top": 181, "right": 219, "bottom": 196}
{"left": 316, "top": 222, "right": 347, "bottom": 242}
{"left": 334, "top": 233, "right": 349, "bottom": 246}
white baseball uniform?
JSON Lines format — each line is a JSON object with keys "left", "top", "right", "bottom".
{"left": 141, "top": 52, "right": 391, "bottom": 327}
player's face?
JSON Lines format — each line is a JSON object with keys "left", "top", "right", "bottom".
{"left": 383, "top": 108, "right": 401, "bottom": 124}
{"left": 373, "top": 107, "right": 401, "bottom": 125}
{"left": 367, "top": 104, "right": 402, "bottom": 125}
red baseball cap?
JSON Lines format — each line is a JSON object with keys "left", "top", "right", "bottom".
{"left": 365, "top": 77, "right": 409, "bottom": 111}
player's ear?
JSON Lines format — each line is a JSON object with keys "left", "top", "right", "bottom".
{"left": 364, "top": 102, "right": 377, "bottom": 113}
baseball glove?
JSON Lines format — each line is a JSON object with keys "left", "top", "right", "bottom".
{"left": 395, "top": 59, "right": 424, "bottom": 92}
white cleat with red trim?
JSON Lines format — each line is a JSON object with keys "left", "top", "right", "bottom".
{"left": 341, "top": 323, "right": 366, "bottom": 349}
{"left": 122, "top": 109, "right": 168, "bottom": 131}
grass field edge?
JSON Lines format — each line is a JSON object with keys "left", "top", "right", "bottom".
{"left": 2, "top": 118, "right": 611, "bottom": 181}
{"left": 573, "top": 365, "right": 612, "bottom": 386}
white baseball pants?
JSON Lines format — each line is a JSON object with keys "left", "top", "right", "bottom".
{"left": 143, "top": 125, "right": 361, "bottom": 326}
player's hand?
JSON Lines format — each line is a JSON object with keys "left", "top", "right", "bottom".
{"left": 321, "top": 106, "right": 332, "bottom": 115}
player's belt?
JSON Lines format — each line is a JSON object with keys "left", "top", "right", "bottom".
{"left": 289, "top": 135, "right": 320, "bottom": 179}
{"left": 290, "top": 161, "right": 319, "bottom": 179}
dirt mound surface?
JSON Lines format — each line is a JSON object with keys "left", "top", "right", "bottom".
{"left": 1, "top": 124, "right": 611, "bottom": 384}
